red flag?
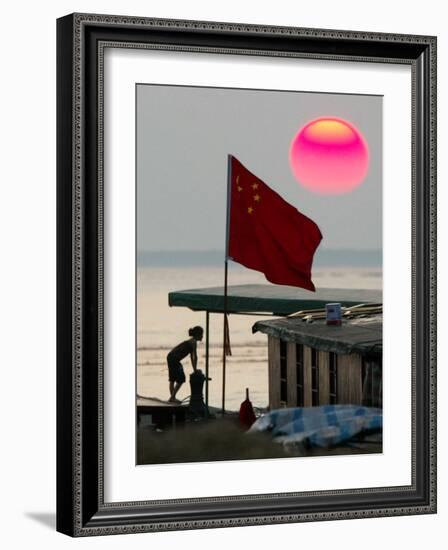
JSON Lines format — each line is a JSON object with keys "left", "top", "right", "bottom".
{"left": 228, "top": 156, "right": 322, "bottom": 292}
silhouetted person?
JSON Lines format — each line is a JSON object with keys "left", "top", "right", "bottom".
{"left": 166, "top": 326, "right": 203, "bottom": 403}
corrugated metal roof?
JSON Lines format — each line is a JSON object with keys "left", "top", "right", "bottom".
{"left": 252, "top": 315, "right": 382, "bottom": 355}
{"left": 168, "top": 284, "right": 382, "bottom": 316}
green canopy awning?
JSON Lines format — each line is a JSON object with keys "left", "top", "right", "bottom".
{"left": 168, "top": 284, "right": 382, "bottom": 316}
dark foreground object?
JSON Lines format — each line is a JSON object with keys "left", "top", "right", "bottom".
{"left": 136, "top": 416, "right": 381, "bottom": 465}
{"left": 137, "top": 396, "right": 187, "bottom": 428}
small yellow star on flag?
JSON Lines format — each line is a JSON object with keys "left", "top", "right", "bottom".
{"left": 248, "top": 206, "right": 254, "bottom": 214}
{"left": 254, "top": 194, "right": 260, "bottom": 202}
{"left": 237, "top": 186, "right": 243, "bottom": 192}
{"left": 252, "top": 183, "right": 259, "bottom": 190}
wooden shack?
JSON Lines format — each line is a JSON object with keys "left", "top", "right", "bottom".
{"left": 253, "top": 315, "right": 382, "bottom": 410}
{"left": 168, "top": 284, "right": 382, "bottom": 412}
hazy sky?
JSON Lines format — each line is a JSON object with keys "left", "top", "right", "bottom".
{"left": 136, "top": 84, "right": 382, "bottom": 254}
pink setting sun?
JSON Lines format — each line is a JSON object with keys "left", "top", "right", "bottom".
{"left": 289, "top": 117, "right": 370, "bottom": 195}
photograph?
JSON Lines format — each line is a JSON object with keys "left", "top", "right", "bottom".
{"left": 135, "top": 83, "right": 383, "bottom": 465}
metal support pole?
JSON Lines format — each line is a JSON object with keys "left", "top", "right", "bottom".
{"left": 205, "top": 310, "right": 210, "bottom": 417}
{"left": 221, "top": 261, "right": 228, "bottom": 415}
{"left": 221, "top": 154, "right": 233, "bottom": 416}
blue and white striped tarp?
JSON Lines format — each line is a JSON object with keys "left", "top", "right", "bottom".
{"left": 249, "top": 405, "right": 382, "bottom": 448}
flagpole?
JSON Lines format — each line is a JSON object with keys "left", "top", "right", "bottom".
{"left": 222, "top": 154, "right": 232, "bottom": 415}
{"left": 221, "top": 261, "right": 228, "bottom": 416}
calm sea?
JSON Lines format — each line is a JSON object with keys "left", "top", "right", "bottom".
{"left": 137, "top": 250, "right": 382, "bottom": 411}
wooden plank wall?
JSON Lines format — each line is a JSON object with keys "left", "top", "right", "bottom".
{"left": 337, "top": 353, "right": 363, "bottom": 404}
{"left": 286, "top": 342, "right": 297, "bottom": 406}
{"left": 267, "top": 336, "right": 363, "bottom": 409}
{"left": 268, "top": 335, "right": 281, "bottom": 409}
{"left": 303, "top": 345, "right": 313, "bottom": 407}
{"left": 318, "top": 351, "right": 330, "bottom": 405}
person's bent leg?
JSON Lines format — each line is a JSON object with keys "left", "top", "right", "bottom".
{"left": 172, "top": 381, "right": 183, "bottom": 398}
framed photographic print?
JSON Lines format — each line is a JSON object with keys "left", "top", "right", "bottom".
{"left": 56, "top": 13, "right": 437, "bottom": 536}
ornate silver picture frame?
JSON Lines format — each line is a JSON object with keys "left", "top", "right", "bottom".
{"left": 57, "top": 13, "right": 436, "bottom": 536}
